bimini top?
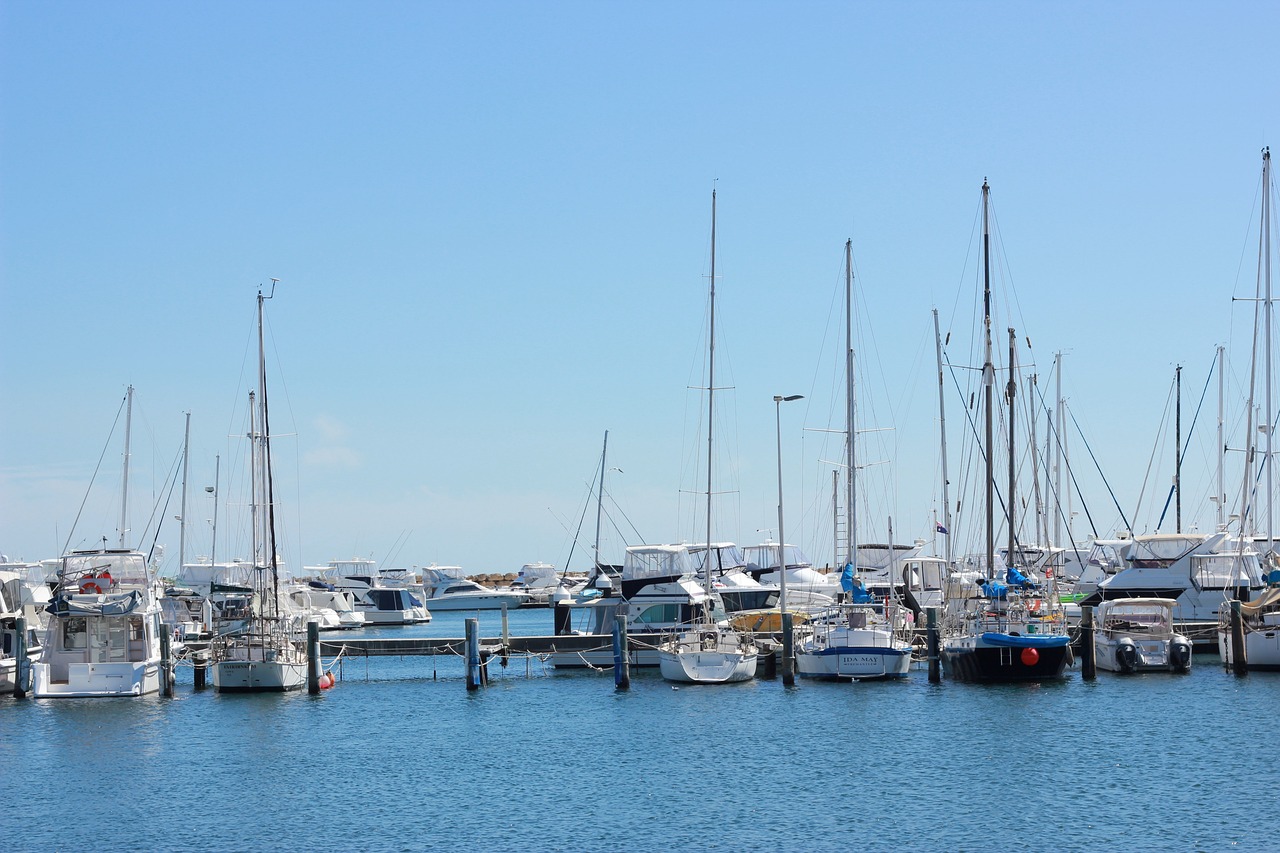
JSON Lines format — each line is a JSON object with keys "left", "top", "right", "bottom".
{"left": 622, "top": 545, "right": 696, "bottom": 582}
{"left": 60, "top": 550, "right": 150, "bottom": 588}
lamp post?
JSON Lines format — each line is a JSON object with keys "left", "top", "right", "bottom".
{"left": 774, "top": 393, "right": 803, "bottom": 684}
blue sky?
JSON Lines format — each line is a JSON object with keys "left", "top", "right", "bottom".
{"left": 2, "top": 2, "right": 1277, "bottom": 575}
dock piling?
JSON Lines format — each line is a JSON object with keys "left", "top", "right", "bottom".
{"left": 307, "top": 620, "right": 321, "bottom": 695}
{"left": 465, "top": 617, "right": 481, "bottom": 690}
{"left": 500, "top": 604, "right": 510, "bottom": 668}
{"left": 926, "top": 607, "right": 940, "bottom": 683}
{"left": 160, "top": 629, "right": 173, "bottom": 698}
{"left": 13, "top": 615, "right": 27, "bottom": 698}
{"left": 612, "top": 612, "right": 630, "bottom": 690}
{"left": 781, "top": 612, "right": 795, "bottom": 686}
{"left": 1081, "top": 605, "right": 1097, "bottom": 681}
{"left": 193, "top": 650, "right": 208, "bottom": 690}
{"left": 1230, "top": 599, "right": 1248, "bottom": 676}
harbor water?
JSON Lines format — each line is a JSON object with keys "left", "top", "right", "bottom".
{"left": 1, "top": 607, "right": 1273, "bottom": 852}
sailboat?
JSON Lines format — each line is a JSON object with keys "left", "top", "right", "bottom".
{"left": 796, "top": 240, "right": 914, "bottom": 680}
{"left": 31, "top": 386, "right": 167, "bottom": 698}
{"left": 211, "top": 285, "right": 308, "bottom": 692}
{"left": 1218, "top": 147, "right": 1280, "bottom": 671}
{"left": 658, "top": 189, "right": 759, "bottom": 684}
{"left": 939, "top": 180, "right": 1071, "bottom": 683}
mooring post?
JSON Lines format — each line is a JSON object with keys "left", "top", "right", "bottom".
{"left": 307, "top": 620, "right": 321, "bottom": 695}
{"left": 465, "top": 617, "right": 481, "bottom": 690}
{"left": 160, "top": 629, "right": 173, "bottom": 698}
{"left": 612, "top": 611, "right": 630, "bottom": 690}
{"left": 781, "top": 611, "right": 795, "bottom": 686}
{"left": 1230, "top": 599, "right": 1248, "bottom": 676}
{"left": 926, "top": 607, "right": 940, "bottom": 684}
{"left": 500, "top": 603, "right": 510, "bottom": 668}
{"left": 193, "top": 649, "right": 207, "bottom": 690}
{"left": 13, "top": 615, "right": 27, "bottom": 698}
{"left": 1081, "top": 605, "right": 1097, "bottom": 681}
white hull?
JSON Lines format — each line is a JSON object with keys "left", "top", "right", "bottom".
{"left": 212, "top": 659, "right": 306, "bottom": 692}
{"left": 32, "top": 660, "right": 161, "bottom": 697}
{"left": 1217, "top": 617, "right": 1280, "bottom": 670}
{"left": 423, "top": 592, "right": 530, "bottom": 611}
{"left": 657, "top": 628, "right": 758, "bottom": 683}
{"left": 1094, "top": 636, "right": 1191, "bottom": 673}
{"left": 796, "top": 645, "right": 911, "bottom": 680}
{"left": 357, "top": 607, "right": 431, "bottom": 625}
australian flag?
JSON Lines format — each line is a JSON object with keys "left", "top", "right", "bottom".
{"left": 936, "top": 522, "right": 949, "bottom": 535}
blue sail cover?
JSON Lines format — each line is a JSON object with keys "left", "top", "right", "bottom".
{"left": 980, "top": 580, "right": 1008, "bottom": 600}
{"left": 1005, "top": 565, "right": 1038, "bottom": 590}
{"left": 840, "top": 564, "right": 873, "bottom": 603}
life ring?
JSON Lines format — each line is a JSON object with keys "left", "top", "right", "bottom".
{"left": 79, "top": 580, "right": 104, "bottom": 594}
{"left": 1029, "top": 599, "right": 1042, "bottom": 614}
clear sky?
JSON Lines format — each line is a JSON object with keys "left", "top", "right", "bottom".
{"left": 2, "top": 1, "right": 1277, "bottom": 576}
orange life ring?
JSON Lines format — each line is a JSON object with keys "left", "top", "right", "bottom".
{"left": 79, "top": 580, "right": 104, "bottom": 594}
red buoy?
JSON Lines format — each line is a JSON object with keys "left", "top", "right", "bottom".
{"left": 319, "top": 672, "right": 335, "bottom": 689}
{"left": 1020, "top": 647, "right": 1040, "bottom": 666}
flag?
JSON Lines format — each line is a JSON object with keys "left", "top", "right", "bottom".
{"left": 936, "top": 522, "right": 949, "bottom": 535}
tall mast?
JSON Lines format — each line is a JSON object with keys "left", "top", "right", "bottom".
{"left": 179, "top": 411, "right": 190, "bottom": 571}
{"left": 257, "top": 285, "right": 280, "bottom": 617}
{"left": 119, "top": 384, "right": 134, "bottom": 549}
{"left": 1054, "top": 353, "right": 1063, "bottom": 545}
{"left": 594, "top": 430, "right": 609, "bottom": 569}
{"left": 846, "top": 239, "right": 857, "bottom": 572}
{"left": 1007, "top": 327, "right": 1017, "bottom": 570}
{"left": 704, "top": 188, "right": 716, "bottom": 598}
{"left": 982, "top": 181, "right": 995, "bottom": 581}
{"left": 1217, "top": 346, "right": 1226, "bottom": 530}
{"left": 932, "top": 308, "right": 953, "bottom": 567}
{"left": 1264, "top": 147, "right": 1273, "bottom": 553}
{"left": 1175, "top": 364, "right": 1182, "bottom": 533}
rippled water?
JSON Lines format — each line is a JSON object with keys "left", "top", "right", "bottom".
{"left": 2, "top": 608, "right": 1273, "bottom": 852}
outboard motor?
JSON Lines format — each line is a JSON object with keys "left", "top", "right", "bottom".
{"left": 1169, "top": 639, "right": 1192, "bottom": 673}
{"left": 1116, "top": 640, "right": 1138, "bottom": 673}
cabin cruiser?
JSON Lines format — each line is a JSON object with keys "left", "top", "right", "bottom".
{"left": 1094, "top": 598, "right": 1192, "bottom": 674}
{"left": 290, "top": 581, "right": 365, "bottom": 629}
{"left": 0, "top": 562, "right": 45, "bottom": 693}
{"left": 551, "top": 544, "right": 725, "bottom": 668}
{"left": 323, "top": 559, "right": 431, "bottom": 625}
{"left": 420, "top": 565, "right": 532, "bottom": 611}
{"left": 1078, "top": 533, "right": 1265, "bottom": 643}
{"left": 689, "top": 543, "right": 781, "bottom": 614}
{"left": 31, "top": 549, "right": 165, "bottom": 697}
{"left": 741, "top": 543, "right": 840, "bottom": 607}
{"left": 510, "top": 562, "right": 586, "bottom": 606}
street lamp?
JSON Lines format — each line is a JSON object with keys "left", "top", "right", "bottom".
{"left": 774, "top": 393, "right": 803, "bottom": 684}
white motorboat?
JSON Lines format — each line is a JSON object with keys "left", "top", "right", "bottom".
{"left": 420, "top": 565, "right": 531, "bottom": 611}
{"left": 32, "top": 548, "right": 165, "bottom": 698}
{"left": 0, "top": 563, "right": 44, "bottom": 693}
{"left": 292, "top": 581, "right": 365, "bottom": 630}
{"left": 325, "top": 559, "right": 431, "bottom": 625}
{"left": 1094, "top": 598, "right": 1192, "bottom": 674}
{"left": 796, "top": 602, "right": 914, "bottom": 680}
{"left": 510, "top": 562, "right": 585, "bottom": 606}
{"left": 742, "top": 543, "right": 840, "bottom": 607}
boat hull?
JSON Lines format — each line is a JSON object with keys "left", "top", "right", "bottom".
{"left": 1217, "top": 625, "right": 1280, "bottom": 671}
{"left": 212, "top": 659, "right": 306, "bottom": 692}
{"left": 796, "top": 645, "right": 912, "bottom": 680}
{"left": 31, "top": 660, "right": 161, "bottom": 698}
{"left": 422, "top": 593, "right": 529, "bottom": 612}
{"left": 941, "top": 633, "right": 1070, "bottom": 683}
{"left": 658, "top": 649, "right": 757, "bottom": 683}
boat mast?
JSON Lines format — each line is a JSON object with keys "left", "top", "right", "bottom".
{"left": 704, "top": 189, "right": 716, "bottom": 601}
{"left": 1264, "top": 147, "right": 1273, "bottom": 554}
{"left": 594, "top": 430, "right": 609, "bottom": 570}
{"left": 179, "top": 411, "right": 190, "bottom": 571}
{"left": 1217, "top": 346, "right": 1226, "bottom": 530}
{"left": 982, "top": 181, "right": 995, "bottom": 582}
{"left": 933, "top": 308, "right": 953, "bottom": 567}
{"left": 1006, "top": 327, "right": 1017, "bottom": 571}
{"left": 248, "top": 390, "right": 259, "bottom": 570}
{"left": 257, "top": 284, "right": 281, "bottom": 618}
{"left": 119, "top": 384, "right": 134, "bottom": 549}
{"left": 1054, "top": 352, "right": 1063, "bottom": 545}
{"left": 846, "top": 239, "right": 857, "bottom": 575}
{"left": 1175, "top": 364, "right": 1182, "bottom": 533}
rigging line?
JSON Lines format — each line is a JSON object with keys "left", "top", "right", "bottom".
{"left": 144, "top": 440, "right": 185, "bottom": 566}
{"left": 1028, "top": 377, "right": 1109, "bottom": 541}
{"left": 62, "top": 391, "right": 130, "bottom": 556}
{"left": 1155, "top": 352, "right": 1219, "bottom": 530}
{"left": 943, "top": 350, "right": 1015, "bottom": 543}
{"left": 559, "top": 476, "right": 596, "bottom": 574}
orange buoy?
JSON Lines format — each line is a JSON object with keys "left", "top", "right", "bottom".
{"left": 1020, "top": 647, "right": 1040, "bottom": 666}
{"left": 319, "top": 672, "right": 335, "bottom": 689}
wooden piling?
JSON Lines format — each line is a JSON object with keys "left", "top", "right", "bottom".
{"left": 13, "top": 615, "right": 27, "bottom": 698}
{"left": 612, "top": 612, "right": 630, "bottom": 690}
{"left": 160, "top": 629, "right": 173, "bottom": 698}
{"left": 781, "top": 611, "right": 795, "bottom": 686}
{"left": 926, "top": 607, "right": 940, "bottom": 683}
{"left": 1230, "top": 599, "right": 1248, "bottom": 676}
{"left": 307, "top": 620, "right": 321, "bottom": 695}
{"left": 1080, "top": 605, "right": 1097, "bottom": 681}
{"left": 465, "top": 617, "right": 481, "bottom": 690}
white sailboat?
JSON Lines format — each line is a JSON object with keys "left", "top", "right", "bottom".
{"left": 658, "top": 188, "right": 758, "bottom": 684}
{"left": 211, "top": 285, "right": 307, "bottom": 692}
{"left": 32, "top": 386, "right": 166, "bottom": 698}
{"left": 796, "top": 240, "right": 914, "bottom": 680}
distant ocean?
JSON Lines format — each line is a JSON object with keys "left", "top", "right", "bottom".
{"left": 2, "top": 608, "right": 1272, "bottom": 852}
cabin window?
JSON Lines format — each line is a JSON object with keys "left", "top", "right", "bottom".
{"left": 1192, "top": 554, "right": 1254, "bottom": 590}
{"left": 63, "top": 617, "right": 88, "bottom": 650}
{"left": 633, "top": 604, "right": 679, "bottom": 625}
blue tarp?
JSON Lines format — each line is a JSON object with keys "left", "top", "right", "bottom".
{"left": 980, "top": 580, "right": 1009, "bottom": 600}
{"left": 840, "top": 564, "right": 873, "bottom": 603}
{"left": 1005, "top": 565, "right": 1038, "bottom": 590}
